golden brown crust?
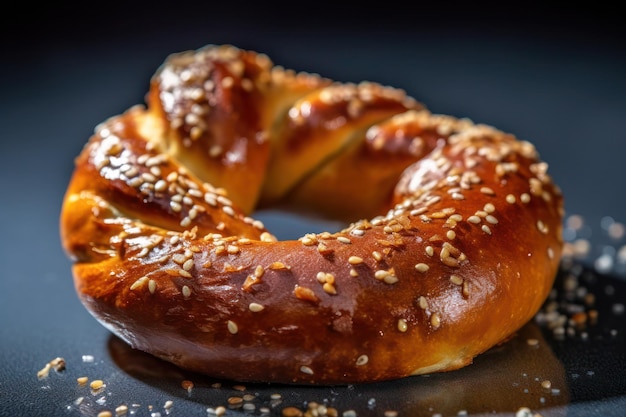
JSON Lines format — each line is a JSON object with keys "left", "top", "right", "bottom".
{"left": 60, "top": 44, "right": 564, "bottom": 385}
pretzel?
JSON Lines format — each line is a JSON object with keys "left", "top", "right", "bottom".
{"left": 60, "top": 44, "right": 564, "bottom": 384}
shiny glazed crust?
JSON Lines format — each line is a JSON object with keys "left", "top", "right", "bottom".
{"left": 60, "top": 44, "right": 564, "bottom": 385}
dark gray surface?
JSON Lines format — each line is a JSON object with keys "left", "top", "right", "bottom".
{"left": 1, "top": 3, "right": 625, "bottom": 416}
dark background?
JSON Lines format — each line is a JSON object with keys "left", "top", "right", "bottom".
{"left": 1, "top": 2, "right": 625, "bottom": 416}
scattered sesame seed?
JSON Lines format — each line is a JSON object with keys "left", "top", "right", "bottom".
{"left": 323, "top": 282, "right": 337, "bottom": 294}
{"left": 90, "top": 380, "right": 105, "bottom": 390}
{"left": 182, "top": 285, "right": 191, "bottom": 298}
{"left": 468, "top": 215, "right": 481, "bottom": 224}
{"left": 485, "top": 215, "right": 498, "bottom": 224}
{"left": 397, "top": 319, "right": 408, "bottom": 332}
{"left": 450, "top": 275, "right": 463, "bottom": 285}
{"left": 300, "top": 365, "right": 314, "bottom": 375}
{"left": 116, "top": 405, "right": 129, "bottom": 415}
{"left": 356, "top": 355, "right": 369, "bottom": 366}
{"left": 130, "top": 276, "right": 149, "bottom": 290}
{"left": 348, "top": 256, "right": 364, "bottom": 264}
{"left": 249, "top": 302, "right": 265, "bottom": 312}
{"left": 430, "top": 313, "right": 441, "bottom": 329}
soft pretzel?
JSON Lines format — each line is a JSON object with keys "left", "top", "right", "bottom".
{"left": 60, "top": 44, "right": 564, "bottom": 385}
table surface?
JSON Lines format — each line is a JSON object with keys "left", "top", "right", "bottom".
{"left": 1, "top": 3, "right": 625, "bottom": 416}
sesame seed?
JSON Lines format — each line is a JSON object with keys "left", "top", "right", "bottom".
{"left": 446, "top": 230, "right": 456, "bottom": 240}
{"left": 397, "top": 319, "right": 408, "bottom": 332}
{"left": 480, "top": 187, "right": 495, "bottom": 195}
{"left": 90, "top": 380, "right": 105, "bottom": 390}
{"left": 483, "top": 203, "right": 495, "bottom": 213}
{"left": 450, "top": 275, "right": 463, "bottom": 285}
{"left": 468, "top": 215, "right": 481, "bottom": 224}
{"left": 415, "top": 263, "right": 429, "bottom": 273}
{"left": 425, "top": 246, "right": 434, "bottom": 257}
{"left": 348, "top": 256, "right": 364, "bottom": 264}
{"left": 300, "top": 365, "right": 314, "bottom": 375}
{"left": 374, "top": 270, "right": 388, "bottom": 280}
{"left": 294, "top": 285, "right": 319, "bottom": 303}
{"left": 485, "top": 215, "right": 499, "bottom": 224}
{"left": 462, "top": 281, "right": 470, "bottom": 298}
{"left": 181, "top": 285, "right": 191, "bottom": 298}
{"left": 269, "top": 261, "right": 289, "bottom": 270}
{"left": 258, "top": 232, "right": 274, "bottom": 242}
{"left": 481, "top": 225, "right": 492, "bottom": 235}
{"left": 430, "top": 211, "right": 447, "bottom": 219}
{"left": 418, "top": 296, "right": 429, "bottom": 310}
{"left": 527, "top": 338, "right": 539, "bottom": 347}
{"left": 170, "top": 201, "right": 182, "bottom": 212}
{"left": 521, "top": 193, "right": 531, "bottom": 203}
{"left": 337, "top": 236, "right": 351, "bottom": 244}
{"left": 227, "top": 320, "right": 238, "bottom": 334}
{"left": 410, "top": 207, "right": 428, "bottom": 216}
{"left": 154, "top": 179, "right": 167, "bottom": 192}
{"left": 449, "top": 214, "right": 463, "bottom": 222}
{"left": 506, "top": 194, "right": 516, "bottom": 204}
{"left": 130, "top": 276, "right": 149, "bottom": 290}
{"left": 171, "top": 253, "right": 186, "bottom": 264}
{"left": 254, "top": 265, "right": 265, "bottom": 277}
{"left": 182, "top": 259, "right": 194, "bottom": 271}
{"left": 317, "top": 242, "right": 332, "bottom": 255}
{"left": 384, "top": 274, "right": 399, "bottom": 284}
{"left": 430, "top": 313, "right": 441, "bottom": 329}
{"left": 356, "top": 355, "right": 369, "bottom": 366}
{"left": 322, "top": 282, "right": 337, "bottom": 294}
{"left": 249, "top": 303, "right": 264, "bottom": 312}
{"left": 301, "top": 234, "right": 317, "bottom": 246}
